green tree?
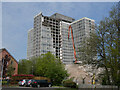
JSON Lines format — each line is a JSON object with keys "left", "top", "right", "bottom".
{"left": 7, "top": 65, "right": 14, "bottom": 77}
{"left": 79, "top": 2, "right": 120, "bottom": 85}
{"left": 34, "top": 52, "right": 68, "bottom": 85}
{"left": 18, "top": 59, "right": 32, "bottom": 74}
{"left": 18, "top": 52, "right": 68, "bottom": 85}
{"left": 98, "top": 2, "right": 120, "bottom": 85}
{"left": 79, "top": 32, "right": 98, "bottom": 65}
{"left": 107, "top": 2, "right": 120, "bottom": 85}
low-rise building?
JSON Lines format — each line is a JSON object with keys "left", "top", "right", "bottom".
{"left": 0, "top": 48, "right": 18, "bottom": 78}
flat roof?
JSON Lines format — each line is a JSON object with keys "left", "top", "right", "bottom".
{"left": 71, "top": 17, "right": 95, "bottom": 25}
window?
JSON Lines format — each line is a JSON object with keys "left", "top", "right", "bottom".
{"left": 11, "top": 61, "right": 13, "bottom": 65}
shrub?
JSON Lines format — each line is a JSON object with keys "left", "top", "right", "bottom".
{"left": 10, "top": 80, "right": 18, "bottom": 84}
{"left": 2, "top": 81, "right": 8, "bottom": 85}
{"left": 33, "top": 76, "right": 51, "bottom": 82}
{"left": 10, "top": 74, "right": 34, "bottom": 85}
{"left": 62, "top": 79, "right": 78, "bottom": 88}
{"left": 12, "top": 74, "right": 34, "bottom": 81}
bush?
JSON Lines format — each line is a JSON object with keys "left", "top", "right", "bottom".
{"left": 102, "top": 76, "right": 108, "bottom": 85}
{"left": 12, "top": 74, "right": 34, "bottom": 80}
{"left": 63, "top": 79, "right": 78, "bottom": 88}
{"left": 2, "top": 81, "right": 8, "bottom": 85}
{"left": 10, "top": 80, "right": 19, "bottom": 84}
{"left": 33, "top": 76, "right": 51, "bottom": 82}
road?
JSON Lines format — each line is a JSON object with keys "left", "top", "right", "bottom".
{"left": 2, "top": 87, "right": 68, "bottom": 90}
{"left": 2, "top": 87, "right": 119, "bottom": 90}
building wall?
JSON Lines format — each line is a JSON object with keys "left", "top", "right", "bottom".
{"left": 27, "top": 12, "right": 75, "bottom": 60}
{"left": 27, "top": 28, "right": 34, "bottom": 59}
{"left": 43, "top": 15, "right": 61, "bottom": 58}
{"left": 40, "top": 26, "right": 55, "bottom": 55}
{"left": 27, "top": 13, "right": 95, "bottom": 64}
{"left": 7, "top": 57, "right": 18, "bottom": 75}
{"left": 60, "top": 21, "right": 74, "bottom": 64}
{"left": 0, "top": 48, "right": 18, "bottom": 76}
{"left": 32, "top": 12, "right": 43, "bottom": 58}
{"left": 27, "top": 13, "right": 58, "bottom": 59}
{"left": 71, "top": 17, "right": 95, "bottom": 61}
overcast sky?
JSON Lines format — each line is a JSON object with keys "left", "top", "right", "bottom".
{"left": 2, "top": 2, "right": 117, "bottom": 61}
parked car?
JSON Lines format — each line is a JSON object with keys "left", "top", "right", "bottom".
{"left": 18, "top": 79, "right": 29, "bottom": 86}
{"left": 25, "top": 79, "right": 35, "bottom": 87}
{"left": 31, "top": 80, "right": 52, "bottom": 88}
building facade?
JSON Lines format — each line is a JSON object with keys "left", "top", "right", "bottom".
{"left": 27, "top": 13, "right": 95, "bottom": 64}
{"left": 27, "top": 28, "right": 34, "bottom": 59}
{"left": 0, "top": 48, "right": 18, "bottom": 78}
{"left": 27, "top": 12, "right": 75, "bottom": 64}
{"left": 71, "top": 17, "right": 95, "bottom": 62}
{"left": 40, "top": 25, "right": 55, "bottom": 55}
{"left": 60, "top": 21, "right": 74, "bottom": 64}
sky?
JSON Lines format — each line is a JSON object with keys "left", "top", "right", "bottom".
{"left": 1, "top": 2, "right": 117, "bottom": 61}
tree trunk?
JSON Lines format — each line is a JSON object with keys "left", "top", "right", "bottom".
{"left": 104, "top": 66, "right": 111, "bottom": 85}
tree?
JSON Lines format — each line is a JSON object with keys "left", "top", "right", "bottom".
{"left": 79, "top": 2, "right": 120, "bottom": 85}
{"left": 18, "top": 59, "right": 32, "bottom": 74}
{"left": 7, "top": 64, "right": 14, "bottom": 77}
{"left": 79, "top": 32, "right": 98, "bottom": 65}
{"left": 34, "top": 52, "right": 68, "bottom": 85}
{"left": 18, "top": 52, "right": 68, "bottom": 85}
{"left": 107, "top": 2, "right": 120, "bottom": 85}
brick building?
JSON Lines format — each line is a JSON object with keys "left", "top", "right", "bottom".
{"left": 0, "top": 48, "right": 18, "bottom": 78}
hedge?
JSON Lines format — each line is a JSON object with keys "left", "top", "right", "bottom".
{"left": 63, "top": 79, "right": 78, "bottom": 88}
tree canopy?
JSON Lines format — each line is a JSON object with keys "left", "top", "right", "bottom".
{"left": 79, "top": 2, "right": 120, "bottom": 85}
{"left": 18, "top": 52, "right": 68, "bottom": 85}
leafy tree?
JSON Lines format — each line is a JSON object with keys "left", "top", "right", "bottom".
{"left": 34, "top": 52, "right": 68, "bottom": 85}
{"left": 79, "top": 32, "right": 98, "bottom": 65}
{"left": 79, "top": 2, "right": 120, "bottom": 85}
{"left": 18, "top": 59, "right": 32, "bottom": 74}
{"left": 18, "top": 52, "right": 68, "bottom": 85}
{"left": 97, "top": 2, "right": 120, "bottom": 85}
{"left": 7, "top": 64, "right": 14, "bottom": 77}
